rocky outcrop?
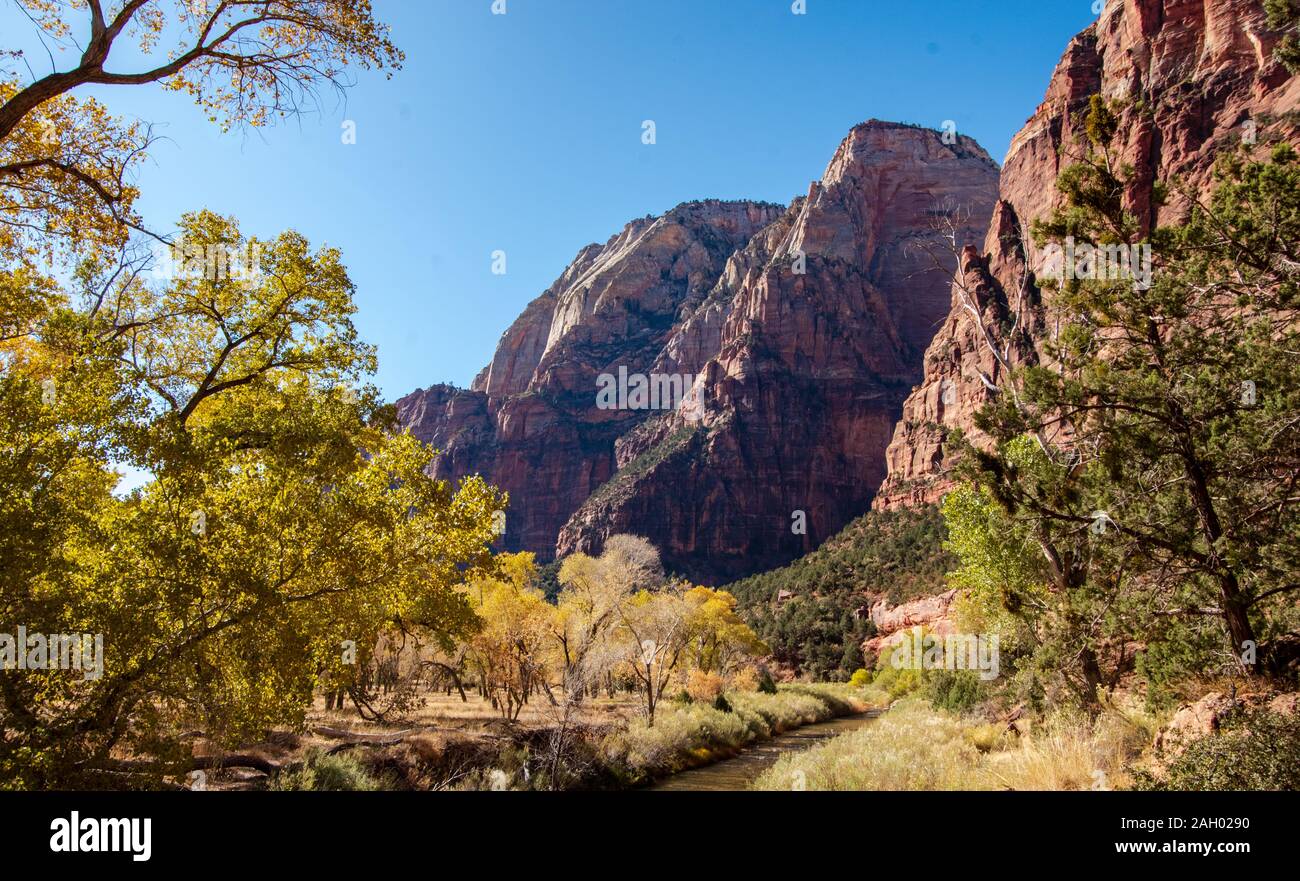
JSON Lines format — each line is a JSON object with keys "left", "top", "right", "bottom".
{"left": 1153, "top": 691, "right": 1241, "bottom": 756}
{"left": 398, "top": 124, "right": 999, "bottom": 580}
{"left": 861, "top": 589, "right": 961, "bottom": 658}
{"left": 874, "top": 0, "right": 1300, "bottom": 509}
{"left": 1152, "top": 690, "right": 1300, "bottom": 762}
{"left": 555, "top": 123, "right": 999, "bottom": 579}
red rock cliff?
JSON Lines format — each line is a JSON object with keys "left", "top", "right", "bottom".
{"left": 555, "top": 122, "right": 998, "bottom": 579}
{"left": 874, "top": 0, "right": 1300, "bottom": 510}
{"left": 399, "top": 123, "right": 1000, "bottom": 580}
{"left": 397, "top": 200, "right": 785, "bottom": 557}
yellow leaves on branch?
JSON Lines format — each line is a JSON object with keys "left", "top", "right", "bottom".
{"left": 0, "top": 78, "right": 148, "bottom": 264}
{"left": 0, "top": 1, "right": 438, "bottom": 789}
{"left": 0, "top": 201, "right": 503, "bottom": 783}
{"left": 459, "top": 537, "right": 769, "bottom": 723}
{"left": 2, "top": 1, "right": 404, "bottom": 258}
{"left": 683, "top": 585, "right": 769, "bottom": 676}
{"left": 462, "top": 553, "right": 554, "bottom": 720}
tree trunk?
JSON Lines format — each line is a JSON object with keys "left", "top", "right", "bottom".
{"left": 1080, "top": 647, "right": 1103, "bottom": 712}
{"left": 645, "top": 663, "right": 656, "bottom": 727}
{"left": 1182, "top": 453, "right": 1260, "bottom": 670}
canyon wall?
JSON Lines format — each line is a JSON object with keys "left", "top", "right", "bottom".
{"left": 556, "top": 122, "right": 999, "bottom": 580}
{"left": 874, "top": 0, "right": 1300, "bottom": 509}
{"left": 396, "top": 200, "right": 783, "bottom": 557}
{"left": 399, "top": 123, "right": 1000, "bottom": 580}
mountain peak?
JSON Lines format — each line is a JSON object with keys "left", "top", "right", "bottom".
{"left": 399, "top": 117, "right": 1000, "bottom": 580}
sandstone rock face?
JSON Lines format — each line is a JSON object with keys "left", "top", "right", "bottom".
{"left": 874, "top": 0, "right": 1300, "bottom": 510}
{"left": 555, "top": 122, "right": 999, "bottom": 579}
{"left": 399, "top": 124, "right": 999, "bottom": 580}
{"left": 398, "top": 200, "right": 785, "bottom": 558}
{"left": 861, "top": 589, "right": 961, "bottom": 658}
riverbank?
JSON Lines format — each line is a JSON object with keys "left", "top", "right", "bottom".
{"left": 603, "top": 684, "right": 881, "bottom": 788}
{"left": 750, "top": 697, "right": 1156, "bottom": 791}
{"left": 241, "top": 683, "right": 882, "bottom": 791}
{"left": 647, "top": 710, "right": 880, "bottom": 790}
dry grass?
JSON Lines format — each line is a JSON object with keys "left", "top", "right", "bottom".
{"left": 980, "top": 700, "right": 1156, "bottom": 790}
{"left": 603, "top": 683, "right": 881, "bottom": 783}
{"left": 209, "top": 684, "right": 881, "bottom": 790}
{"left": 752, "top": 697, "right": 1156, "bottom": 791}
{"left": 978, "top": 715, "right": 1104, "bottom": 790}
{"left": 963, "top": 722, "right": 1007, "bottom": 753}
{"left": 198, "top": 690, "right": 641, "bottom": 789}
{"left": 754, "top": 699, "right": 982, "bottom": 791}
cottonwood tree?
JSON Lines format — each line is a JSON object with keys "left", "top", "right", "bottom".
{"left": 550, "top": 534, "right": 663, "bottom": 700}
{"left": 552, "top": 552, "right": 626, "bottom": 701}
{"left": 463, "top": 553, "right": 556, "bottom": 721}
{"left": 0, "top": 212, "right": 498, "bottom": 787}
{"left": 0, "top": 2, "right": 454, "bottom": 789}
{"left": 1, "top": 0, "right": 401, "bottom": 259}
{"left": 681, "top": 586, "right": 767, "bottom": 676}
{"left": 616, "top": 585, "right": 690, "bottom": 727}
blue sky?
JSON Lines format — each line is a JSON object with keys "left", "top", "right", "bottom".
{"left": 4, "top": 0, "right": 1097, "bottom": 399}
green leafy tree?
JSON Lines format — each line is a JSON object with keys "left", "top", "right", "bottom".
{"left": 955, "top": 98, "right": 1300, "bottom": 706}
{"left": 0, "top": 213, "right": 499, "bottom": 788}
{"left": 1266, "top": 0, "right": 1300, "bottom": 74}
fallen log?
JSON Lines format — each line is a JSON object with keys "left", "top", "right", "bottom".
{"left": 88, "top": 753, "right": 280, "bottom": 776}
{"left": 312, "top": 725, "right": 418, "bottom": 745}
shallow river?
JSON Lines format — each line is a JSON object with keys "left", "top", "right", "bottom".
{"left": 646, "top": 711, "right": 880, "bottom": 792}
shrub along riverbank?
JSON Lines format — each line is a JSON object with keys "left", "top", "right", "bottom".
{"left": 751, "top": 698, "right": 1156, "bottom": 791}
{"left": 263, "top": 684, "right": 881, "bottom": 791}
{"left": 603, "top": 684, "right": 877, "bottom": 786}
{"left": 750, "top": 693, "right": 1300, "bottom": 791}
